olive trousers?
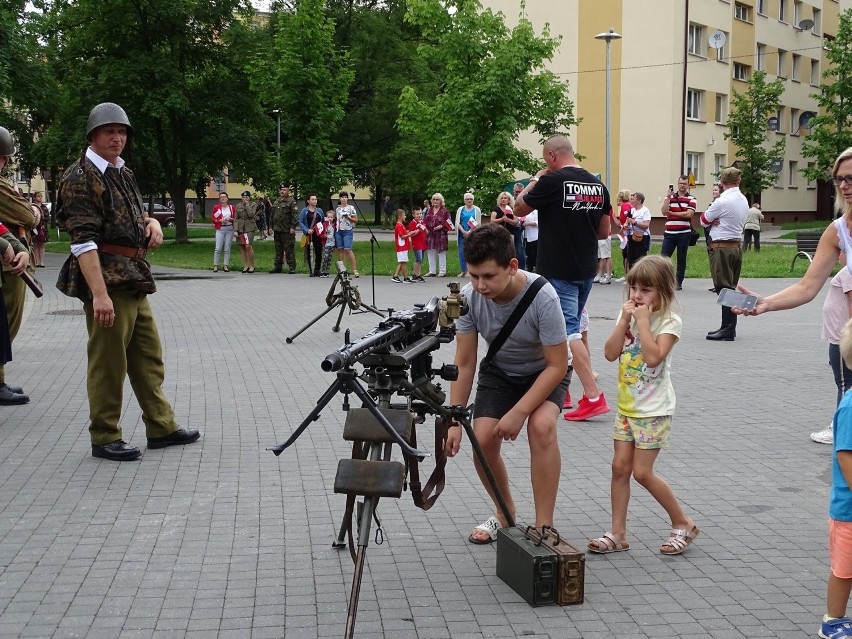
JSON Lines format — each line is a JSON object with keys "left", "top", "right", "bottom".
{"left": 0, "top": 274, "right": 25, "bottom": 384}
{"left": 84, "top": 291, "right": 178, "bottom": 445}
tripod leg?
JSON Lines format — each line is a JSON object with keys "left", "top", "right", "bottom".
{"left": 359, "top": 302, "right": 385, "bottom": 318}
{"left": 459, "top": 417, "right": 516, "bottom": 528}
{"left": 333, "top": 296, "right": 348, "bottom": 332}
{"left": 286, "top": 301, "right": 342, "bottom": 343}
{"left": 268, "top": 378, "right": 344, "bottom": 455}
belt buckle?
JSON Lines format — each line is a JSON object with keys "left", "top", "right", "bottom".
{"left": 134, "top": 248, "right": 146, "bottom": 259}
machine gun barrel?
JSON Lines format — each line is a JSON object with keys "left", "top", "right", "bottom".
{"left": 321, "top": 297, "right": 440, "bottom": 372}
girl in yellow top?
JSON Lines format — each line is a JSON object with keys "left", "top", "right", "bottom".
{"left": 589, "top": 255, "right": 699, "bottom": 556}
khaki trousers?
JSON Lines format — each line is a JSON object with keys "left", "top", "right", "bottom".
{"left": 84, "top": 291, "right": 178, "bottom": 445}
{"left": 0, "top": 274, "right": 25, "bottom": 384}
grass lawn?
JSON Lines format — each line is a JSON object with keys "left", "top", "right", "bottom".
{"left": 45, "top": 237, "right": 825, "bottom": 278}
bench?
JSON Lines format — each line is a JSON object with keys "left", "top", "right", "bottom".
{"left": 790, "top": 231, "right": 823, "bottom": 271}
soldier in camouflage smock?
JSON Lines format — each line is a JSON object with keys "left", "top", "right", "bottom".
{"left": 269, "top": 183, "right": 298, "bottom": 273}
{"left": 56, "top": 102, "right": 200, "bottom": 462}
{"left": 0, "top": 126, "right": 34, "bottom": 405}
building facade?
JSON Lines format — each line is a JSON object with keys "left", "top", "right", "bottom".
{"left": 485, "top": 0, "right": 845, "bottom": 225}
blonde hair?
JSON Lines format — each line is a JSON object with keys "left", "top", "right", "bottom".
{"left": 431, "top": 193, "right": 445, "bottom": 207}
{"left": 496, "top": 191, "right": 515, "bottom": 207}
{"left": 833, "top": 147, "right": 852, "bottom": 219}
{"left": 841, "top": 318, "right": 852, "bottom": 370}
{"left": 617, "top": 189, "right": 631, "bottom": 203}
{"left": 625, "top": 255, "right": 677, "bottom": 315}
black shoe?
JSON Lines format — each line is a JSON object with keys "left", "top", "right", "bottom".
{"left": 288, "top": 269, "right": 296, "bottom": 274}
{"left": 269, "top": 268, "right": 283, "bottom": 274}
{"left": 0, "top": 384, "right": 28, "bottom": 405}
{"left": 706, "top": 328, "right": 736, "bottom": 341}
{"left": 92, "top": 439, "right": 141, "bottom": 461}
{"left": 147, "top": 428, "right": 201, "bottom": 449}
{"left": 0, "top": 382, "right": 24, "bottom": 395}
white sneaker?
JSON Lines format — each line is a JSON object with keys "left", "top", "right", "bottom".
{"left": 614, "top": 276, "right": 625, "bottom": 283}
{"left": 811, "top": 424, "right": 834, "bottom": 444}
{"left": 593, "top": 275, "right": 601, "bottom": 283}
{"left": 601, "top": 275, "right": 611, "bottom": 284}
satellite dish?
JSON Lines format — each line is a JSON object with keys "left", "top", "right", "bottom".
{"left": 798, "top": 19, "right": 815, "bottom": 31}
{"left": 771, "top": 160, "right": 784, "bottom": 174}
{"left": 800, "top": 111, "right": 817, "bottom": 129}
{"left": 708, "top": 31, "right": 727, "bottom": 49}
{"left": 767, "top": 116, "right": 780, "bottom": 132}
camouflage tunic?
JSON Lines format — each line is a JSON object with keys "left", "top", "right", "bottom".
{"left": 270, "top": 196, "right": 299, "bottom": 233}
{"left": 0, "top": 175, "right": 36, "bottom": 276}
{"left": 55, "top": 157, "right": 155, "bottom": 299}
{"left": 234, "top": 200, "right": 257, "bottom": 234}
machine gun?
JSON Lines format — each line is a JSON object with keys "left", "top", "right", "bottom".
{"left": 269, "top": 283, "right": 514, "bottom": 638}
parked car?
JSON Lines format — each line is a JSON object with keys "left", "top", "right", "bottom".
{"left": 142, "top": 203, "right": 176, "bottom": 228}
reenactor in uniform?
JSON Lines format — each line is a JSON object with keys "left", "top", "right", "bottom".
{"left": 234, "top": 190, "right": 257, "bottom": 273}
{"left": 0, "top": 126, "right": 34, "bottom": 404}
{"left": 269, "top": 183, "right": 298, "bottom": 273}
{"left": 55, "top": 102, "right": 200, "bottom": 461}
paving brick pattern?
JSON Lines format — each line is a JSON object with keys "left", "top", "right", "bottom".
{"left": 0, "top": 253, "right": 837, "bottom": 638}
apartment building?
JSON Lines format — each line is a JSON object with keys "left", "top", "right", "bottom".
{"left": 485, "top": 0, "right": 844, "bottom": 223}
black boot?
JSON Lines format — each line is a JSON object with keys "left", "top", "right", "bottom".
{"left": 269, "top": 264, "right": 283, "bottom": 273}
{"left": 707, "top": 307, "right": 736, "bottom": 341}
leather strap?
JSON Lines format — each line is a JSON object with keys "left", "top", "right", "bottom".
{"left": 709, "top": 241, "right": 741, "bottom": 248}
{"left": 481, "top": 276, "right": 548, "bottom": 368}
{"left": 405, "top": 417, "right": 449, "bottom": 511}
{"left": 99, "top": 243, "right": 147, "bottom": 259}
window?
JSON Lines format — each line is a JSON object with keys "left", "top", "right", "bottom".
{"left": 715, "top": 94, "right": 728, "bottom": 124}
{"left": 734, "top": 63, "right": 750, "bottom": 81}
{"left": 811, "top": 59, "right": 820, "bottom": 85}
{"left": 788, "top": 161, "right": 798, "bottom": 187}
{"left": 807, "top": 162, "right": 816, "bottom": 188}
{"left": 777, "top": 49, "right": 787, "bottom": 78}
{"left": 686, "top": 152, "right": 703, "bottom": 184}
{"left": 771, "top": 108, "right": 783, "bottom": 133}
{"left": 779, "top": 0, "right": 787, "bottom": 22}
{"left": 714, "top": 154, "right": 727, "bottom": 179}
{"left": 790, "top": 107, "right": 800, "bottom": 134}
{"left": 792, "top": 54, "right": 800, "bottom": 81}
{"left": 688, "top": 23, "right": 705, "bottom": 56}
{"left": 756, "top": 43, "right": 766, "bottom": 71}
{"left": 735, "top": 2, "right": 752, "bottom": 22}
{"left": 794, "top": 0, "right": 802, "bottom": 25}
{"left": 715, "top": 31, "right": 728, "bottom": 62}
{"left": 757, "top": 0, "right": 766, "bottom": 15}
{"left": 686, "top": 89, "right": 702, "bottom": 120}
{"left": 813, "top": 8, "right": 821, "bottom": 34}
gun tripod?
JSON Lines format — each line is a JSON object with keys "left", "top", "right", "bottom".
{"left": 285, "top": 266, "right": 384, "bottom": 343}
{"left": 269, "top": 357, "right": 514, "bottom": 639}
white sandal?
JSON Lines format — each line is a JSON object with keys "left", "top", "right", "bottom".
{"left": 468, "top": 516, "right": 502, "bottom": 544}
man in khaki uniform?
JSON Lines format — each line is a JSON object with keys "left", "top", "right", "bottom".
{"left": 0, "top": 126, "right": 34, "bottom": 404}
{"left": 56, "top": 103, "right": 200, "bottom": 461}
{"left": 269, "top": 183, "right": 298, "bottom": 273}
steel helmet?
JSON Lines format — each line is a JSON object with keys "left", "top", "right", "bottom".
{"left": 0, "top": 126, "right": 17, "bottom": 157}
{"left": 85, "top": 102, "right": 133, "bottom": 140}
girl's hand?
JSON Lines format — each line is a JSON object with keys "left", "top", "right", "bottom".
{"left": 621, "top": 300, "right": 636, "bottom": 320}
{"left": 632, "top": 303, "right": 651, "bottom": 323}
{"left": 734, "top": 284, "right": 766, "bottom": 316}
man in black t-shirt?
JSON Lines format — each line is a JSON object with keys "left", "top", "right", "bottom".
{"left": 515, "top": 134, "right": 612, "bottom": 422}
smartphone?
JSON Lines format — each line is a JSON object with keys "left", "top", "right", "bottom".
{"left": 669, "top": 184, "right": 674, "bottom": 191}
{"left": 716, "top": 288, "right": 758, "bottom": 311}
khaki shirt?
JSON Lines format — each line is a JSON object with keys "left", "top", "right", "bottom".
{"left": 270, "top": 196, "right": 298, "bottom": 233}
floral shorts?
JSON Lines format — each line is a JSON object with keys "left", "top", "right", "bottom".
{"left": 612, "top": 412, "right": 672, "bottom": 449}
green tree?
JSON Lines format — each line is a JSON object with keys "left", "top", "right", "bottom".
{"left": 252, "top": 0, "right": 354, "bottom": 198}
{"left": 396, "top": 0, "right": 577, "bottom": 201}
{"left": 724, "top": 70, "right": 786, "bottom": 202}
{"left": 802, "top": 9, "right": 852, "bottom": 182}
{"left": 37, "top": 0, "right": 270, "bottom": 242}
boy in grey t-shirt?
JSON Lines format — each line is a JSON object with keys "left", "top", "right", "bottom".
{"left": 446, "top": 224, "right": 569, "bottom": 544}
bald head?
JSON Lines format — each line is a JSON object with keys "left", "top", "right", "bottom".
{"left": 543, "top": 134, "right": 576, "bottom": 170}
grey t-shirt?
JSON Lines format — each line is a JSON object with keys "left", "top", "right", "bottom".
{"left": 456, "top": 271, "right": 567, "bottom": 376}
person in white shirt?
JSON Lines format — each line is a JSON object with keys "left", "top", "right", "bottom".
{"left": 625, "top": 192, "right": 651, "bottom": 270}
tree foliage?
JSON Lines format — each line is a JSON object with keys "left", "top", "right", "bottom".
{"left": 251, "top": 0, "right": 354, "bottom": 198}
{"left": 724, "top": 70, "right": 786, "bottom": 201}
{"left": 36, "top": 0, "right": 270, "bottom": 242}
{"left": 802, "top": 9, "right": 852, "bottom": 182}
{"left": 396, "top": 0, "right": 577, "bottom": 202}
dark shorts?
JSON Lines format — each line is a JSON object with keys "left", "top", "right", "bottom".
{"left": 473, "top": 362, "right": 569, "bottom": 420}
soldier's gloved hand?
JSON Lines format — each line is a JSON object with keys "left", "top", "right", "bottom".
{"left": 145, "top": 218, "right": 164, "bottom": 248}
{"left": 9, "top": 251, "right": 28, "bottom": 275}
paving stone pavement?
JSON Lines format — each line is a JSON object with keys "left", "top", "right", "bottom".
{"left": 0, "top": 253, "right": 837, "bottom": 638}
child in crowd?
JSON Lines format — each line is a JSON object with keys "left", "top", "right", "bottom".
{"left": 588, "top": 255, "right": 699, "bottom": 555}
{"left": 812, "top": 255, "right": 852, "bottom": 445}
{"left": 320, "top": 209, "right": 336, "bottom": 278}
{"left": 408, "top": 206, "right": 427, "bottom": 282}
{"left": 819, "top": 317, "right": 852, "bottom": 639}
{"left": 392, "top": 209, "right": 413, "bottom": 283}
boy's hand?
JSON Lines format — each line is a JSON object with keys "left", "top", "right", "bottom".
{"left": 494, "top": 408, "right": 526, "bottom": 441}
{"left": 444, "top": 425, "right": 462, "bottom": 456}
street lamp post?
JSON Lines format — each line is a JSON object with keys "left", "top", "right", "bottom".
{"left": 271, "top": 109, "right": 281, "bottom": 160}
{"left": 594, "top": 28, "right": 622, "bottom": 193}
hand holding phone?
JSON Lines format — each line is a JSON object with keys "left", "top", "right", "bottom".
{"left": 716, "top": 288, "right": 758, "bottom": 311}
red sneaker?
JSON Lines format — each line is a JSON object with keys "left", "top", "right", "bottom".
{"left": 563, "top": 393, "right": 611, "bottom": 421}
{"left": 563, "top": 391, "right": 573, "bottom": 409}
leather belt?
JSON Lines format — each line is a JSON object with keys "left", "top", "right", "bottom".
{"left": 709, "top": 241, "right": 741, "bottom": 249}
{"left": 99, "top": 243, "right": 148, "bottom": 259}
